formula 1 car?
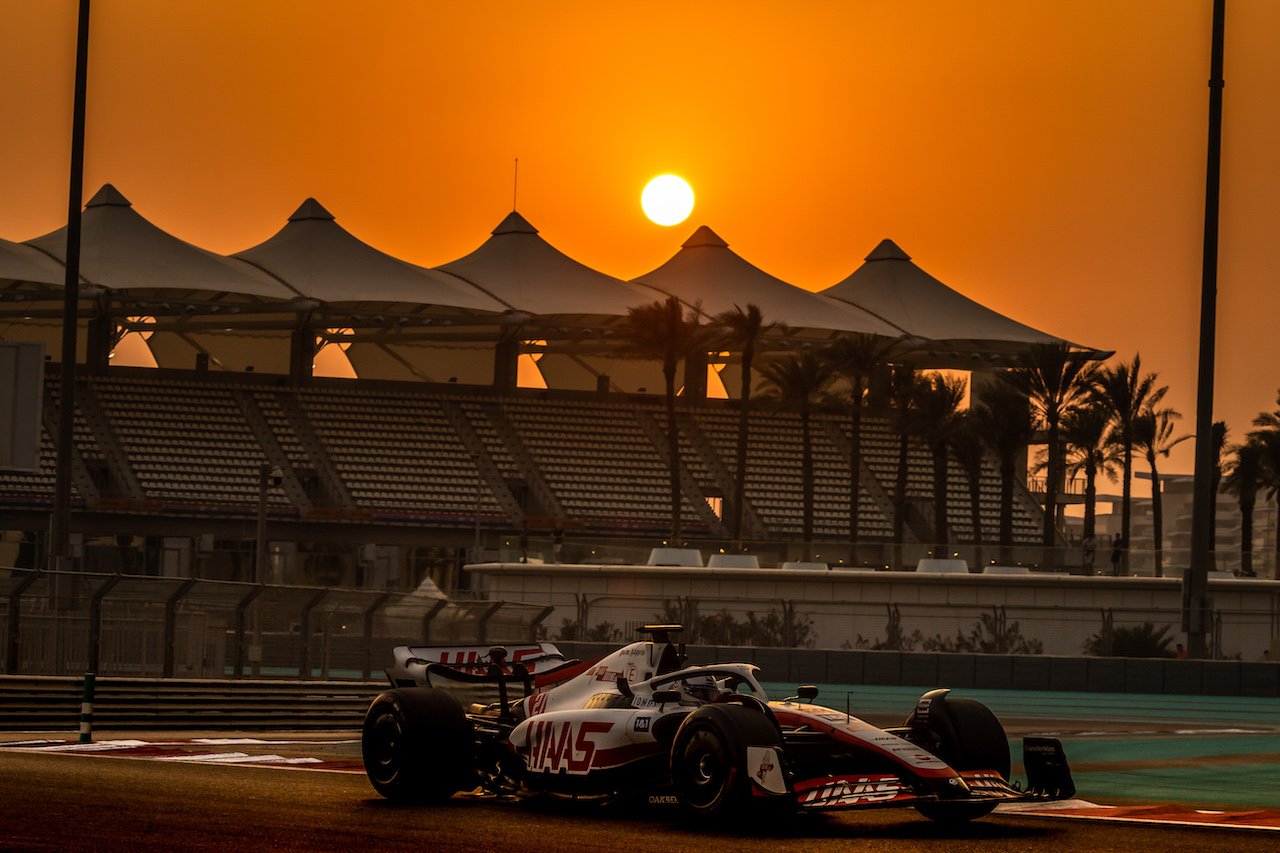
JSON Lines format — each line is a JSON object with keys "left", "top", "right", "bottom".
{"left": 361, "top": 626, "right": 1074, "bottom": 821}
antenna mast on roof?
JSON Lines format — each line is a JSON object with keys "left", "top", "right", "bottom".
{"left": 513, "top": 158, "right": 518, "bottom": 211}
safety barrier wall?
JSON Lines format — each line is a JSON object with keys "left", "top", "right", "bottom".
{"left": 0, "top": 674, "right": 382, "bottom": 732}
{"left": 473, "top": 562, "right": 1280, "bottom": 661}
{"left": 554, "top": 642, "right": 1280, "bottom": 698}
{"left": 3, "top": 647, "right": 1277, "bottom": 735}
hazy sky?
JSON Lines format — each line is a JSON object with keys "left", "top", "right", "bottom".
{"left": 3, "top": 1, "right": 1278, "bottom": 478}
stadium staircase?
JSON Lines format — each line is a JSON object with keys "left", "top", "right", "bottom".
{"left": 482, "top": 401, "right": 563, "bottom": 519}
{"left": 234, "top": 389, "right": 311, "bottom": 513}
{"left": 279, "top": 391, "right": 352, "bottom": 509}
{"left": 440, "top": 399, "right": 523, "bottom": 520}
{"left": 636, "top": 409, "right": 726, "bottom": 537}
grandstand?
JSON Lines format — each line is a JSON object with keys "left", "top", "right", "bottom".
{"left": 0, "top": 367, "right": 1046, "bottom": 583}
{"left": 0, "top": 184, "right": 1083, "bottom": 587}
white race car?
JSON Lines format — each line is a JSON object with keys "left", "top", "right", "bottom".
{"left": 362, "top": 626, "right": 1074, "bottom": 820}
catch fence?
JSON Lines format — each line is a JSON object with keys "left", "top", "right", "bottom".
{"left": 0, "top": 568, "right": 552, "bottom": 679}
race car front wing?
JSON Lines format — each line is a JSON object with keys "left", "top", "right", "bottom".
{"left": 780, "top": 737, "right": 1075, "bottom": 812}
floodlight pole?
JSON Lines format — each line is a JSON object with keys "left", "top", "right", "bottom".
{"left": 1185, "top": 0, "right": 1226, "bottom": 659}
{"left": 51, "top": 0, "right": 92, "bottom": 571}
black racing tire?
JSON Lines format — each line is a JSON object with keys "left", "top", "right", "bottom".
{"left": 362, "top": 688, "right": 474, "bottom": 803}
{"left": 911, "top": 696, "right": 1010, "bottom": 823}
{"left": 669, "top": 703, "right": 786, "bottom": 819}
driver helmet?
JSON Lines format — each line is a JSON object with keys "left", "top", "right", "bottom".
{"left": 681, "top": 676, "right": 729, "bottom": 703}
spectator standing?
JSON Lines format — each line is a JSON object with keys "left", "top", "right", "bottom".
{"left": 1081, "top": 534, "right": 1097, "bottom": 574}
{"left": 1109, "top": 533, "right": 1124, "bottom": 576}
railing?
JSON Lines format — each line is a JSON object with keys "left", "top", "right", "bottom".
{"left": 1, "top": 569, "right": 553, "bottom": 679}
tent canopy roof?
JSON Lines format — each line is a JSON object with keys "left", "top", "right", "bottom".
{"left": 234, "top": 198, "right": 504, "bottom": 312}
{"left": 434, "top": 211, "right": 662, "bottom": 317}
{"left": 820, "top": 238, "right": 1072, "bottom": 347}
{"left": 0, "top": 237, "right": 65, "bottom": 287}
{"left": 632, "top": 226, "right": 901, "bottom": 337}
{"left": 25, "top": 184, "right": 293, "bottom": 300}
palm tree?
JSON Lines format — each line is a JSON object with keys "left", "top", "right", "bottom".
{"left": 713, "top": 304, "right": 783, "bottom": 547}
{"left": 1252, "top": 388, "right": 1280, "bottom": 432}
{"left": 1003, "top": 343, "right": 1099, "bottom": 553}
{"left": 915, "top": 373, "right": 967, "bottom": 555}
{"left": 1133, "top": 406, "right": 1190, "bottom": 577}
{"left": 888, "top": 366, "right": 926, "bottom": 544}
{"left": 1223, "top": 439, "right": 1264, "bottom": 577}
{"left": 949, "top": 413, "right": 989, "bottom": 568}
{"left": 757, "top": 349, "right": 837, "bottom": 561}
{"left": 1093, "top": 354, "right": 1164, "bottom": 569}
{"left": 824, "top": 333, "right": 912, "bottom": 562}
{"left": 1061, "top": 405, "right": 1121, "bottom": 548}
{"left": 620, "top": 296, "right": 716, "bottom": 544}
{"left": 1250, "top": 430, "right": 1280, "bottom": 575}
{"left": 970, "top": 380, "right": 1035, "bottom": 565}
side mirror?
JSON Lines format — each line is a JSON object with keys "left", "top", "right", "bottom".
{"left": 797, "top": 685, "right": 819, "bottom": 702}
{"left": 653, "top": 690, "right": 681, "bottom": 707}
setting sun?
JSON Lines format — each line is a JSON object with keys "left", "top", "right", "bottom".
{"left": 641, "top": 175, "right": 695, "bottom": 226}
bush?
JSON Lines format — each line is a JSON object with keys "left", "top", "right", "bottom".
{"left": 654, "top": 599, "right": 815, "bottom": 648}
{"left": 851, "top": 605, "right": 1042, "bottom": 654}
{"left": 1084, "top": 621, "right": 1176, "bottom": 658}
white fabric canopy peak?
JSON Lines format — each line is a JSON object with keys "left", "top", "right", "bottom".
{"left": 631, "top": 226, "right": 901, "bottom": 336}
{"left": 821, "top": 239, "right": 1068, "bottom": 347}
{"left": 234, "top": 199, "right": 504, "bottom": 312}
{"left": 434, "top": 212, "right": 662, "bottom": 318}
{"left": 24, "top": 184, "right": 293, "bottom": 300}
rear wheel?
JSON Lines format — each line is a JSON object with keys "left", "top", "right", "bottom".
{"left": 670, "top": 703, "right": 787, "bottom": 819}
{"left": 910, "top": 694, "right": 1009, "bottom": 823}
{"left": 362, "top": 688, "right": 473, "bottom": 803}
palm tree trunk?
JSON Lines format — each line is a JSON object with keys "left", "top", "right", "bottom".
{"left": 848, "top": 393, "right": 863, "bottom": 564}
{"left": 967, "top": 473, "right": 983, "bottom": 569}
{"left": 731, "top": 345, "right": 753, "bottom": 546}
{"left": 664, "top": 362, "right": 681, "bottom": 544}
{"left": 893, "top": 431, "right": 909, "bottom": 543}
{"left": 1083, "top": 459, "right": 1097, "bottom": 540}
{"left": 801, "top": 402, "right": 814, "bottom": 561}
{"left": 1240, "top": 495, "right": 1255, "bottom": 576}
{"left": 1043, "top": 421, "right": 1060, "bottom": 550}
{"left": 999, "top": 457, "right": 1014, "bottom": 565}
{"left": 1120, "top": 444, "right": 1133, "bottom": 572}
{"left": 931, "top": 441, "right": 948, "bottom": 555}
{"left": 1150, "top": 459, "right": 1163, "bottom": 577}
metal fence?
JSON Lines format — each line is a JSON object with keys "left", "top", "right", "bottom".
{"left": 1, "top": 568, "right": 553, "bottom": 679}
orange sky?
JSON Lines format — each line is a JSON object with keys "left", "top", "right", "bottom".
{"left": 3, "top": 1, "right": 1279, "bottom": 479}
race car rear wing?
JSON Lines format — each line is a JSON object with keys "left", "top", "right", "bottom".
{"left": 385, "top": 642, "right": 578, "bottom": 688}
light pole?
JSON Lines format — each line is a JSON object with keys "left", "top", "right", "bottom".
{"left": 472, "top": 452, "right": 483, "bottom": 569}
{"left": 251, "top": 463, "right": 282, "bottom": 678}
{"left": 50, "top": 0, "right": 93, "bottom": 571}
{"left": 1185, "top": 0, "right": 1226, "bottom": 659}
{"left": 255, "top": 463, "right": 283, "bottom": 583}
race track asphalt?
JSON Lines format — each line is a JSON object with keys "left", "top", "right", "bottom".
{"left": 1, "top": 748, "right": 1275, "bottom": 853}
{"left": 2, "top": 684, "right": 1278, "bottom": 852}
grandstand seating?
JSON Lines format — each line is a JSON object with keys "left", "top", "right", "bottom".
{"left": 0, "top": 372, "right": 1046, "bottom": 543}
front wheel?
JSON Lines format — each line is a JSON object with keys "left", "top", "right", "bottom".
{"left": 362, "top": 688, "right": 473, "bottom": 803}
{"left": 908, "top": 692, "right": 1009, "bottom": 823}
{"left": 670, "top": 704, "right": 787, "bottom": 819}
